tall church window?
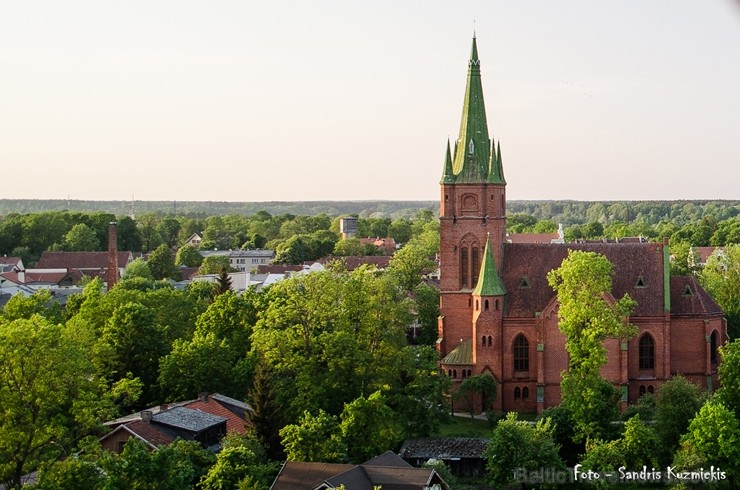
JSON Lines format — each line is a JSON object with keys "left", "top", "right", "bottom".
{"left": 639, "top": 334, "right": 655, "bottom": 370}
{"left": 485, "top": 299, "right": 489, "bottom": 311}
{"left": 472, "top": 246, "right": 479, "bottom": 286}
{"left": 481, "top": 335, "right": 486, "bottom": 347}
{"left": 711, "top": 330, "right": 719, "bottom": 365}
{"left": 522, "top": 387, "right": 529, "bottom": 400}
{"left": 513, "top": 334, "right": 529, "bottom": 372}
{"left": 487, "top": 335, "right": 492, "bottom": 347}
{"left": 461, "top": 247, "right": 469, "bottom": 288}
{"left": 514, "top": 387, "right": 521, "bottom": 400}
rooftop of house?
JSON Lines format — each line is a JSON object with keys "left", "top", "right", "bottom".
{"left": 150, "top": 406, "right": 227, "bottom": 433}
{"left": 315, "top": 255, "right": 392, "bottom": 271}
{"left": 36, "top": 251, "right": 133, "bottom": 269}
{"left": 200, "top": 249, "right": 275, "bottom": 258}
{"left": 398, "top": 437, "right": 490, "bottom": 460}
{"left": 271, "top": 451, "right": 449, "bottom": 490}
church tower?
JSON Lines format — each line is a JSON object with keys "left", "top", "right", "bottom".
{"left": 438, "top": 36, "right": 507, "bottom": 361}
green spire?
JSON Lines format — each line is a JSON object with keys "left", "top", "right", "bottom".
{"left": 451, "top": 36, "right": 492, "bottom": 183}
{"left": 487, "top": 139, "right": 505, "bottom": 184}
{"left": 440, "top": 139, "right": 455, "bottom": 184}
{"left": 472, "top": 236, "right": 507, "bottom": 297}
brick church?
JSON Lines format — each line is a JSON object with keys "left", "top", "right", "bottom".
{"left": 437, "top": 37, "right": 727, "bottom": 413}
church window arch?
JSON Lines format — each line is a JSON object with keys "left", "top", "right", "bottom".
{"left": 485, "top": 299, "right": 489, "bottom": 310}
{"left": 468, "top": 139, "right": 475, "bottom": 154}
{"left": 711, "top": 330, "right": 719, "bottom": 365}
{"left": 647, "top": 385, "right": 654, "bottom": 394}
{"left": 514, "top": 387, "right": 521, "bottom": 400}
{"left": 481, "top": 335, "right": 486, "bottom": 347}
{"left": 487, "top": 335, "right": 492, "bottom": 347}
{"left": 453, "top": 369, "right": 457, "bottom": 379}
{"left": 513, "top": 334, "right": 529, "bottom": 372}
{"left": 522, "top": 387, "right": 529, "bottom": 400}
{"left": 639, "top": 385, "right": 646, "bottom": 396}
{"left": 639, "top": 333, "right": 655, "bottom": 370}
{"left": 495, "top": 299, "right": 500, "bottom": 310}
{"left": 461, "top": 247, "right": 469, "bottom": 288}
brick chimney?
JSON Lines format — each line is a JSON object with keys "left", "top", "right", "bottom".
{"left": 107, "top": 222, "right": 119, "bottom": 289}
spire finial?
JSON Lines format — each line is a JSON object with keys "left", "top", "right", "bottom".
{"left": 473, "top": 18, "right": 476, "bottom": 38}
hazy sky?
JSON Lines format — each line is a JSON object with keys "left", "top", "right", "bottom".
{"left": 2, "top": 1, "right": 740, "bottom": 202}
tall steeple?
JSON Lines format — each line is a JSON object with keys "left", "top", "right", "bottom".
{"left": 449, "top": 36, "right": 502, "bottom": 184}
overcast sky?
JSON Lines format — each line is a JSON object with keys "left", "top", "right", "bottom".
{"left": 2, "top": 1, "right": 739, "bottom": 202}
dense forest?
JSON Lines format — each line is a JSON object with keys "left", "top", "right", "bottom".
{"left": 1, "top": 198, "right": 738, "bottom": 223}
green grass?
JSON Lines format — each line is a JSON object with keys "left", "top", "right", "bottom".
{"left": 433, "top": 416, "right": 492, "bottom": 437}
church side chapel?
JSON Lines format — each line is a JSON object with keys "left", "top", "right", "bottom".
{"left": 437, "top": 37, "right": 727, "bottom": 413}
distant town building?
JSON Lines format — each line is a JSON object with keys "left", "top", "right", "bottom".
{"left": 340, "top": 217, "right": 358, "bottom": 239}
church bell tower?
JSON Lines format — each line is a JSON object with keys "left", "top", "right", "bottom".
{"left": 438, "top": 36, "right": 507, "bottom": 361}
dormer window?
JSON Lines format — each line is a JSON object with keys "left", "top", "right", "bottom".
{"left": 519, "top": 277, "right": 531, "bottom": 289}
{"left": 468, "top": 139, "right": 475, "bottom": 154}
{"left": 635, "top": 276, "right": 646, "bottom": 288}
{"left": 683, "top": 284, "right": 694, "bottom": 296}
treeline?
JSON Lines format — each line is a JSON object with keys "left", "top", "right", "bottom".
{"left": 0, "top": 199, "right": 439, "bottom": 219}
{"left": 2, "top": 198, "right": 739, "bottom": 223}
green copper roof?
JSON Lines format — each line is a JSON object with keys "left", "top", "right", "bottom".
{"left": 441, "top": 339, "right": 473, "bottom": 365}
{"left": 444, "top": 36, "right": 505, "bottom": 185}
{"left": 440, "top": 139, "right": 455, "bottom": 184}
{"left": 472, "top": 237, "right": 507, "bottom": 296}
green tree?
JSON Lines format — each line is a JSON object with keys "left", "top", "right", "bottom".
{"left": 701, "top": 244, "right": 740, "bottom": 338}
{"left": 388, "top": 218, "right": 412, "bottom": 244}
{"left": 387, "top": 224, "right": 439, "bottom": 291}
{"left": 176, "top": 244, "right": 204, "bottom": 267}
{"left": 200, "top": 434, "right": 278, "bottom": 490}
{"left": 580, "top": 415, "right": 660, "bottom": 474}
{"left": 339, "top": 391, "right": 402, "bottom": 464}
{"left": 137, "top": 213, "right": 164, "bottom": 253}
{"left": 454, "top": 374, "right": 497, "bottom": 418}
{"left": 159, "top": 290, "right": 259, "bottom": 400}
{"left": 413, "top": 283, "right": 440, "bottom": 346}
{"left": 0, "top": 289, "right": 63, "bottom": 324}
{"left": 122, "top": 257, "right": 154, "bottom": 281}
{"left": 63, "top": 223, "right": 100, "bottom": 251}
{"left": 157, "top": 216, "right": 182, "bottom": 248}
{"left": 199, "top": 255, "right": 233, "bottom": 275}
{"left": 116, "top": 215, "right": 143, "bottom": 252}
{"left": 252, "top": 268, "right": 411, "bottom": 420}
{"left": 673, "top": 400, "right": 740, "bottom": 484}
{"left": 247, "top": 360, "right": 286, "bottom": 461}
{"left": 0, "top": 317, "right": 113, "bottom": 488}
{"left": 97, "top": 302, "right": 168, "bottom": 403}
{"left": 214, "top": 268, "right": 233, "bottom": 296}
{"left": 717, "top": 340, "right": 740, "bottom": 418}
{"left": 484, "top": 413, "right": 564, "bottom": 488}
{"left": 332, "top": 237, "right": 365, "bottom": 256}
{"left": 546, "top": 250, "right": 637, "bottom": 440}
{"left": 654, "top": 375, "right": 705, "bottom": 456}
{"left": 386, "top": 346, "right": 451, "bottom": 439}
{"left": 147, "top": 243, "right": 181, "bottom": 280}
{"left": 279, "top": 410, "right": 346, "bottom": 463}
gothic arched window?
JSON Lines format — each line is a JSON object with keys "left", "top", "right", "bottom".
{"left": 639, "top": 334, "right": 655, "bottom": 370}
{"left": 711, "top": 330, "right": 719, "bottom": 365}
{"left": 513, "top": 334, "right": 529, "bottom": 372}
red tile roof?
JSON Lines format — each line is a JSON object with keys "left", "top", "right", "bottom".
{"left": 502, "top": 242, "right": 667, "bottom": 317}
{"left": 184, "top": 398, "right": 247, "bottom": 434}
{"left": 506, "top": 233, "right": 559, "bottom": 244}
{"left": 123, "top": 420, "right": 175, "bottom": 447}
{"left": 37, "top": 251, "right": 132, "bottom": 269}
{"left": 670, "top": 276, "right": 723, "bottom": 316}
{"left": 0, "top": 256, "right": 22, "bottom": 265}
{"left": 316, "top": 256, "right": 392, "bottom": 271}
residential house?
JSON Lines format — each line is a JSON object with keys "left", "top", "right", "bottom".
{"left": 271, "top": 451, "right": 450, "bottom": 490}
{"left": 100, "top": 393, "right": 250, "bottom": 453}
